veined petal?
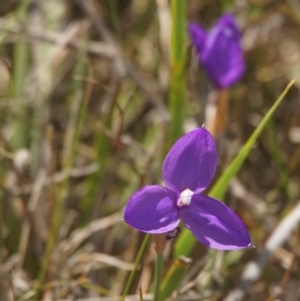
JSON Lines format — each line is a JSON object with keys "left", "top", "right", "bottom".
{"left": 163, "top": 128, "right": 217, "bottom": 194}
{"left": 188, "top": 23, "right": 207, "bottom": 53}
{"left": 124, "top": 185, "right": 179, "bottom": 234}
{"left": 180, "top": 195, "right": 251, "bottom": 250}
{"left": 201, "top": 13, "right": 245, "bottom": 88}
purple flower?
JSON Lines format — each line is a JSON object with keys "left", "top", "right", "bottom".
{"left": 124, "top": 128, "right": 251, "bottom": 250}
{"left": 188, "top": 14, "right": 245, "bottom": 88}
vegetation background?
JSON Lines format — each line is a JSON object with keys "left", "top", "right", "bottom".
{"left": 0, "top": 0, "right": 299, "bottom": 300}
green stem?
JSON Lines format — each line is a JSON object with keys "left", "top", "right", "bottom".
{"left": 167, "top": 0, "right": 186, "bottom": 148}
{"left": 36, "top": 46, "right": 88, "bottom": 295}
{"left": 160, "top": 256, "right": 191, "bottom": 300}
{"left": 80, "top": 115, "right": 112, "bottom": 224}
{"left": 108, "top": 0, "right": 121, "bottom": 41}
{"left": 153, "top": 253, "right": 164, "bottom": 301}
{"left": 122, "top": 234, "right": 150, "bottom": 301}
{"left": 11, "top": 0, "right": 31, "bottom": 149}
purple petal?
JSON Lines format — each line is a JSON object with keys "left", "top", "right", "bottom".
{"left": 163, "top": 128, "right": 217, "bottom": 195}
{"left": 188, "top": 23, "right": 207, "bottom": 53}
{"left": 124, "top": 185, "right": 179, "bottom": 234}
{"left": 198, "top": 14, "right": 245, "bottom": 88}
{"left": 180, "top": 195, "right": 251, "bottom": 250}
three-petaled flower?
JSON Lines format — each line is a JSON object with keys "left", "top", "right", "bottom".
{"left": 188, "top": 14, "right": 245, "bottom": 88}
{"left": 124, "top": 128, "right": 251, "bottom": 250}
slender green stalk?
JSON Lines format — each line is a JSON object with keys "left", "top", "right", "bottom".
{"left": 29, "top": 2, "right": 65, "bottom": 175}
{"left": 109, "top": 0, "right": 121, "bottom": 41}
{"left": 160, "top": 256, "right": 191, "bottom": 300}
{"left": 122, "top": 234, "right": 150, "bottom": 301}
{"left": 80, "top": 118, "right": 112, "bottom": 223}
{"left": 153, "top": 254, "right": 164, "bottom": 301}
{"left": 36, "top": 47, "right": 88, "bottom": 294}
{"left": 138, "top": 285, "right": 145, "bottom": 301}
{"left": 266, "top": 118, "right": 290, "bottom": 198}
{"left": 11, "top": 0, "right": 31, "bottom": 149}
{"left": 167, "top": 0, "right": 186, "bottom": 148}
{"left": 79, "top": 80, "right": 116, "bottom": 222}
{"left": 210, "top": 79, "right": 296, "bottom": 200}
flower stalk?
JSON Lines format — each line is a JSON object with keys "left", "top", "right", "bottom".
{"left": 153, "top": 253, "right": 164, "bottom": 301}
{"left": 122, "top": 234, "right": 150, "bottom": 301}
{"left": 168, "top": 0, "right": 186, "bottom": 148}
{"left": 205, "top": 89, "right": 229, "bottom": 138}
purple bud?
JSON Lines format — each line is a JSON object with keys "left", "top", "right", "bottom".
{"left": 188, "top": 14, "right": 245, "bottom": 88}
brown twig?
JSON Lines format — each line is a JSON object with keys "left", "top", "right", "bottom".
{"left": 59, "top": 210, "right": 122, "bottom": 256}
{"left": 0, "top": 18, "right": 114, "bottom": 58}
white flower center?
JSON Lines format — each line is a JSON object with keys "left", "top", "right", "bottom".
{"left": 177, "top": 189, "right": 194, "bottom": 207}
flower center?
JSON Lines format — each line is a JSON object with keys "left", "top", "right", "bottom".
{"left": 177, "top": 188, "right": 194, "bottom": 207}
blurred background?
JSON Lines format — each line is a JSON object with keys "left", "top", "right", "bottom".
{"left": 0, "top": 0, "right": 299, "bottom": 300}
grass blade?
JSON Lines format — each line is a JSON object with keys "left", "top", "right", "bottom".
{"left": 167, "top": 0, "right": 186, "bottom": 148}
